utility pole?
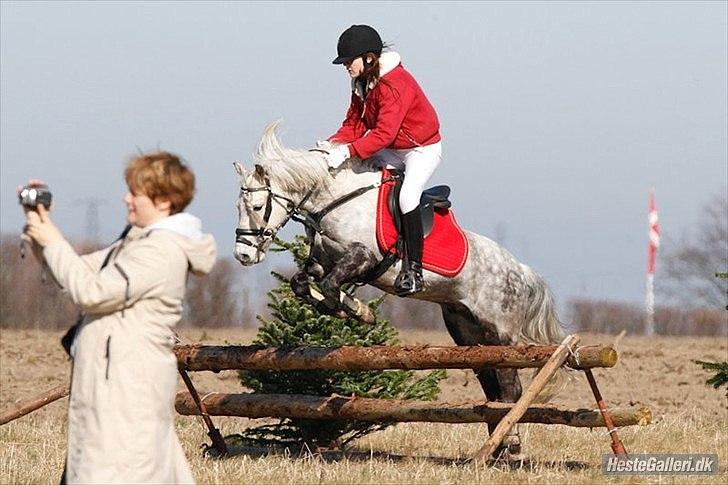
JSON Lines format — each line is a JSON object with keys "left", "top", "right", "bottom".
{"left": 73, "top": 197, "right": 107, "bottom": 244}
{"left": 494, "top": 221, "right": 508, "bottom": 246}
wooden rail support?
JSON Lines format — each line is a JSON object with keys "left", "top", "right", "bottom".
{"left": 585, "top": 368, "right": 628, "bottom": 458}
{"left": 0, "top": 384, "right": 69, "bottom": 426}
{"left": 178, "top": 369, "right": 228, "bottom": 456}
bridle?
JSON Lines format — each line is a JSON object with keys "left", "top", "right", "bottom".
{"left": 234, "top": 169, "right": 314, "bottom": 253}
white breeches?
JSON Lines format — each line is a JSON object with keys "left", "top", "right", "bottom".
{"left": 374, "top": 142, "right": 442, "bottom": 213}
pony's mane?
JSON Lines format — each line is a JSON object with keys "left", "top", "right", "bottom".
{"left": 254, "top": 121, "right": 333, "bottom": 194}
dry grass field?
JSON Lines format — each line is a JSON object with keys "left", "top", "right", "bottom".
{"left": 1, "top": 327, "right": 726, "bottom": 484}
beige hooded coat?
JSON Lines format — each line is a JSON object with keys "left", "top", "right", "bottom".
{"left": 42, "top": 213, "right": 216, "bottom": 484}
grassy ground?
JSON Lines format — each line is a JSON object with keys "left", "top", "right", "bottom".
{"left": 1, "top": 328, "right": 726, "bottom": 484}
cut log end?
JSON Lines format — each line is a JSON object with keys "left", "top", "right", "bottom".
{"left": 569, "top": 346, "right": 618, "bottom": 369}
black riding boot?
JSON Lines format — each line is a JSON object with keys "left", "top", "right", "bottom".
{"left": 394, "top": 206, "right": 424, "bottom": 296}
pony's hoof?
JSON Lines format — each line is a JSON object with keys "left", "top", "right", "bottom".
{"left": 492, "top": 446, "right": 528, "bottom": 467}
{"left": 290, "top": 272, "right": 311, "bottom": 298}
{"left": 492, "top": 434, "right": 527, "bottom": 466}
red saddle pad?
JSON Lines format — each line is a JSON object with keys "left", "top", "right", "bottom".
{"left": 376, "top": 169, "right": 469, "bottom": 277}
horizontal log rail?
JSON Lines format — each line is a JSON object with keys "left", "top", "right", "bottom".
{"left": 175, "top": 391, "right": 651, "bottom": 428}
{"left": 174, "top": 344, "right": 617, "bottom": 372}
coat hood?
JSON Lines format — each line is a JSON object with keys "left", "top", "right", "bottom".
{"left": 146, "top": 212, "right": 217, "bottom": 275}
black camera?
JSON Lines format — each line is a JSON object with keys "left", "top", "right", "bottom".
{"left": 18, "top": 185, "right": 52, "bottom": 208}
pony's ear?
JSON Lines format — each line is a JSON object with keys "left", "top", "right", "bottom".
{"left": 233, "top": 161, "right": 245, "bottom": 176}
{"left": 254, "top": 164, "right": 266, "bottom": 178}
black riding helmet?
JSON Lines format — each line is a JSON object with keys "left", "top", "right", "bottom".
{"left": 332, "top": 25, "right": 383, "bottom": 64}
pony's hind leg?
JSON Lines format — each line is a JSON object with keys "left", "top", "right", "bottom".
{"left": 441, "top": 303, "right": 526, "bottom": 462}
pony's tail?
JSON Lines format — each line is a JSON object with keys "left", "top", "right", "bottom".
{"left": 519, "top": 265, "right": 566, "bottom": 345}
{"left": 519, "top": 264, "right": 571, "bottom": 402}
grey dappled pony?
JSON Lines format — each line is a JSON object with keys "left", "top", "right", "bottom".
{"left": 233, "top": 122, "right": 566, "bottom": 459}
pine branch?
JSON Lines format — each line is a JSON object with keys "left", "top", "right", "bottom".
{"left": 694, "top": 360, "right": 728, "bottom": 393}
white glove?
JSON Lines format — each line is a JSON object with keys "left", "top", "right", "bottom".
{"left": 324, "top": 144, "right": 350, "bottom": 169}
{"left": 316, "top": 140, "right": 334, "bottom": 151}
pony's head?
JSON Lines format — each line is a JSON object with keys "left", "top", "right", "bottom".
{"left": 233, "top": 162, "right": 281, "bottom": 265}
{"left": 233, "top": 121, "right": 332, "bottom": 265}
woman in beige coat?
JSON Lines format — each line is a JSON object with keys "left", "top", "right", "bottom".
{"left": 23, "top": 151, "right": 216, "bottom": 484}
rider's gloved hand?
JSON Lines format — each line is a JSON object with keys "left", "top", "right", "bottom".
{"left": 324, "top": 144, "right": 350, "bottom": 169}
{"left": 316, "top": 140, "right": 334, "bottom": 151}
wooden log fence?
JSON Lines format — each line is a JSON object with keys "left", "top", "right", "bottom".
{"left": 0, "top": 336, "right": 642, "bottom": 464}
{"left": 173, "top": 336, "right": 645, "bottom": 462}
{"left": 174, "top": 343, "right": 617, "bottom": 372}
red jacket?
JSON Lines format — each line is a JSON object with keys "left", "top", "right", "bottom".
{"left": 329, "top": 52, "right": 441, "bottom": 160}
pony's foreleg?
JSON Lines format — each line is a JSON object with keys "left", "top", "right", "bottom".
{"left": 290, "top": 261, "right": 326, "bottom": 299}
{"left": 319, "top": 242, "right": 379, "bottom": 302}
{"left": 290, "top": 270, "right": 310, "bottom": 298}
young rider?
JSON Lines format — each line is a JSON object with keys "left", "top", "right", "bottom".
{"left": 322, "top": 24, "right": 442, "bottom": 296}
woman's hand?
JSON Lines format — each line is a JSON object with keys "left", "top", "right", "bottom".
{"left": 324, "top": 145, "right": 350, "bottom": 169}
{"left": 24, "top": 204, "right": 64, "bottom": 248}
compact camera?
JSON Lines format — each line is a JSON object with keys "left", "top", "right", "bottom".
{"left": 18, "top": 185, "right": 52, "bottom": 209}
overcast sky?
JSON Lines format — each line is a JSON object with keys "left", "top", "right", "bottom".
{"left": 1, "top": 1, "right": 726, "bottom": 312}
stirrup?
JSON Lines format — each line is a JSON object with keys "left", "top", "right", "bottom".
{"left": 394, "top": 264, "right": 424, "bottom": 296}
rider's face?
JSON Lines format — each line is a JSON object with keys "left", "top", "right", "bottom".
{"left": 344, "top": 56, "right": 364, "bottom": 78}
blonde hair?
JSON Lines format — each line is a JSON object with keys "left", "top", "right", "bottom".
{"left": 124, "top": 151, "right": 195, "bottom": 214}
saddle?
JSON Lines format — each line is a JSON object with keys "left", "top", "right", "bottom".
{"left": 377, "top": 169, "right": 468, "bottom": 277}
{"left": 387, "top": 170, "right": 452, "bottom": 237}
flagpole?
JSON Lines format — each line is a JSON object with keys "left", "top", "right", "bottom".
{"left": 645, "top": 273, "right": 655, "bottom": 336}
{"left": 645, "top": 188, "right": 659, "bottom": 336}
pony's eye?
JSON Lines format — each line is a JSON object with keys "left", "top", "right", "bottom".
{"left": 252, "top": 204, "right": 263, "bottom": 211}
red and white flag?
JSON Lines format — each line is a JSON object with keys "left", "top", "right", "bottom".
{"left": 645, "top": 188, "right": 660, "bottom": 335}
{"left": 647, "top": 189, "right": 660, "bottom": 276}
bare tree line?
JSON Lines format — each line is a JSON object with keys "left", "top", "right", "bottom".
{"left": 658, "top": 191, "right": 727, "bottom": 308}
{"left": 0, "top": 234, "right": 253, "bottom": 330}
{"left": 2, "top": 187, "right": 725, "bottom": 335}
